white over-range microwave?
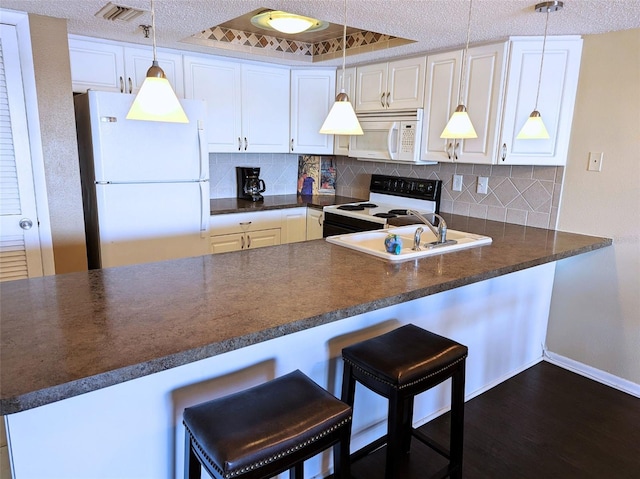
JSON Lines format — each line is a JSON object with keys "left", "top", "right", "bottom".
{"left": 348, "top": 109, "right": 426, "bottom": 163}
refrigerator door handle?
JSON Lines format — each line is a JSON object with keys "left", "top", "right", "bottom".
{"left": 200, "top": 180, "right": 209, "bottom": 237}
{"left": 197, "top": 120, "right": 207, "bottom": 181}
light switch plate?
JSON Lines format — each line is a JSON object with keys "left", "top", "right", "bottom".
{"left": 477, "top": 176, "right": 489, "bottom": 194}
{"left": 588, "top": 152, "right": 603, "bottom": 172}
{"left": 452, "top": 174, "right": 463, "bottom": 191}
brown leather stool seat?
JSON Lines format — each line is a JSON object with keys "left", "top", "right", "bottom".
{"left": 183, "top": 369, "right": 352, "bottom": 479}
{"left": 342, "top": 324, "right": 468, "bottom": 479}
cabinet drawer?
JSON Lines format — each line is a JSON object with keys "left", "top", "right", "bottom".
{"left": 210, "top": 210, "right": 283, "bottom": 235}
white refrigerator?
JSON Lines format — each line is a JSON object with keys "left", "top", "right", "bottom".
{"left": 74, "top": 90, "right": 210, "bottom": 269}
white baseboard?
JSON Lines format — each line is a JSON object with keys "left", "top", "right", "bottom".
{"left": 543, "top": 350, "right": 640, "bottom": 398}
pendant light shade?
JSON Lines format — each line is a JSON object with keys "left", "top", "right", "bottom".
{"left": 517, "top": 1, "right": 563, "bottom": 140}
{"left": 319, "top": 0, "right": 363, "bottom": 136}
{"left": 441, "top": 0, "right": 477, "bottom": 139}
{"left": 126, "top": 0, "right": 188, "bottom": 123}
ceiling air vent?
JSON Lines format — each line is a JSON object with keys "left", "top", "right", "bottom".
{"left": 95, "top": 2, "right": 145, "bottom": 22}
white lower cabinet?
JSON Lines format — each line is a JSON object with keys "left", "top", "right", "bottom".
{"left": 281, "top": 207, "right": 307, "bottom": 244}
{"left": 209, "top": 210, "right": 282, "bottom": 254}
{"left": 210, "top": 229, "right": 281, "bottom": 254}
{"left": 306, "top": 208, "right": 324, "bottom": 240}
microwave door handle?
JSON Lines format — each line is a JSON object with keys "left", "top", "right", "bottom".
{"left": 387, "top": 122, "right": 398, "bottom": 160}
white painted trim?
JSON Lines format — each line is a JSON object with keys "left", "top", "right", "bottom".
{"left": 1, "top": 8, "right": 55, "bottom": 276}
{"left": 543, "top": 351, "right": 640, "bottom": 398}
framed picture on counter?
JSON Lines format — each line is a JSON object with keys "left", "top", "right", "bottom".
{"left": 297, "top": 155, "right": 336, "bottom": 196}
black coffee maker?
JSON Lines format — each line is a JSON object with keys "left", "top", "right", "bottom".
{"left": 236, "top": 167, "right": 266, "bottom": 202}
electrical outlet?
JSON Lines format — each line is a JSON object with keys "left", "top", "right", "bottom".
{"left": 452, "top": 174, "right": 463, "bottom": 192}
{"left": 477, "top": 176, "right": 489, "bottom": 194}
{"left": 588, "top": 152, "right": 603, "bottom": 172}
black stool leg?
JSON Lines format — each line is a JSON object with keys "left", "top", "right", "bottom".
{"left": 449, "top": 360, "right": 466, "bottom": 479}
{"left": 341, "top": 361, "right": 356, "bottom": 406}
{"left": 401, "top": 396, "right": 414, "bottom": 454}
{"left": 184, "top": 433, "right": 201, "bottom": 479}
{"left": 289, "top": 463, "right": 304, "bottom": 478}
{"left": 333, "top": 425, "right": 351, "bottom": 479}
{"left": 385, "top": 389, "right": 409, "bottom": 479}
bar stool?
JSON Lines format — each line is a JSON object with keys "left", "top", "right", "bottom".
{"left": 183, "top": 369, "right": 352, "bottom": 479}
{"left": 341, "top": 324, "right": 467, "bottom": 479}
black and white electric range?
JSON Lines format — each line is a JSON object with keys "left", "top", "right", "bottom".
{"left": 323, "top": 174, "right": 442, "bottom": 237}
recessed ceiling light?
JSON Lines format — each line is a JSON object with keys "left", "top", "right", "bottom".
{"left": 250, "top": 10, "right": 329, "bottom": 35}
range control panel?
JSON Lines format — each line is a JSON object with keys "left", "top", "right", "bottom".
{"left": 369, "top": 174, "right": 442, "bottom": 202}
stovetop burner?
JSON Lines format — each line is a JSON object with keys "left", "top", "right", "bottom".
{"left": 373, "top": 213, "right": 398, "bottom": 218}
{"left": 388, "top": 209, "right": 409, "bottom": 215}
{"left": 337, "top": 202, "right": 378, "bottom": 211}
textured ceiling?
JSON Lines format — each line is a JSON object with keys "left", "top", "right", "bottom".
{"left": 4, "top": 0, "right": 640, "bottom": 66}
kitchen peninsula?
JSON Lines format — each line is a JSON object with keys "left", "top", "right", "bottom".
{"left": 1, "top": 215, "right": 610, "bottom": 479}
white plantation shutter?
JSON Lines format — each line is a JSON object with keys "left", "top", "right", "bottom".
{"left": 0, "top": 24, "right": 43, "bottom": 281}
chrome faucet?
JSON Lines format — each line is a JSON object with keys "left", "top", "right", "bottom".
{"left": 412, "top": 227, "right": 424, "bottom": 251}
{"left": 406, "top": 210, "right": 448, "bottom": 244}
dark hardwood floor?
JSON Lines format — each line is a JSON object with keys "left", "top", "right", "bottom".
{"left": 343, "top": 361, "right": 640, "bottom": 479}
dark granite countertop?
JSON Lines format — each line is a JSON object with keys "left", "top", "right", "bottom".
{"left": 0, "top": 214, "right": 611, "bottom": 415}
{"left": 210, "top": 194, "right": 365, "bottom": 215}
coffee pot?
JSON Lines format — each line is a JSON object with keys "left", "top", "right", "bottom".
{"left": 237, "top": 167, "right": 266, "bottom": 202}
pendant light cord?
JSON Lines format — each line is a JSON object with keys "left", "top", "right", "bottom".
{"left": 151, "top": 0, "right": 158, "bottom": 62}
{"left": 534, "top": 6, "right": 550, "bottom": 111}
{"left": 340, "top": 0, "right": 347, "bottom": 92}
{"left": 458, "top": 0, "right": 473, "bottom": 106}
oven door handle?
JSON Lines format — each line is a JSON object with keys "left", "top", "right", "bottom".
{"left": 387, "top": 121, "right": 398, "bottom": 160}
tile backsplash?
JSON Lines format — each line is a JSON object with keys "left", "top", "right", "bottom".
{"left": 209, "top": 153, "right": 299, "bottom": 198}
{"left": 209, "top": 153, "right": 564, "bottom": 229}
{"left": 333, "top": 157, "right": 564, "bottom": 229}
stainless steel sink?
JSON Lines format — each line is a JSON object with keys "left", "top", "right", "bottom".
{"left": 326, "top": 225, "right": 492, "bottom": 262}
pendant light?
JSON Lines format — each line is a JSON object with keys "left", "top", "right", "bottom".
{"left": 517, "top": 1, "right": 563, "bottom": 139}
{"left": 441, "top": 0, "right": 477, "bottom": 139}
{"left": 319, "top": 0, "right": 363, "bottom": 136}
{"left": 126, "top": 0, "right": 188, "bottom": 123}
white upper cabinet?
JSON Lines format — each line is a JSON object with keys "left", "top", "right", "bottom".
{"left": 498, "top": 36, "right": 583, "bottom": 166}
{"left": 355, "top": 57, "right": 426, "bottom": 112}
{"left": 290, "top": 69, "right": 336, "bottom": 155}
{"left": 184, "top": 56, "right": 290, "bottom": 153}
{"left": 422, "top": 43, "right": 507, "bottom": 164}
{"left": 422, "top": 36, "right": 581, "bottom": 166}
{"left": 333, "top": 67, "right": 356, "bottom": 156}
{"left": 68, "top": 36, "right": 183, "bottom": 96}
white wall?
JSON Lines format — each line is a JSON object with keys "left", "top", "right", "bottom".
{"left": 547, "top": 29, "right": 640, "bottom": 384}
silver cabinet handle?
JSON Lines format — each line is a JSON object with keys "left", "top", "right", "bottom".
{"left": 119, "top": 76, "right": 124, "bottom": 93}
{"left": 317, "top": 214, "right": 323, "bottom": 226}
{"left": 238, "top": 137, "right": 242, "bottom": 151}
{"left": 239, "top": 221, "right": 252, "bottom": 226}
{"left": 501, "top": 143, "right": 507, "bottom": 162}
{"left": 244, "top": 137, "right": 248, "bottom": 151}
{"left": 247, "top": 235, "right": 251, "bottom": 248}
{"left": 241, "top": 236, "right": 245, "bottom": 249}
{"left": 291, "top": 138, "right": 294, "bottom": 152}
{"left": 19, "top": 218, "right": 33, "bottom": 230}
{"left": 386, "top": 92, "right": 391, "bottom": 108}
{"left": 380, "top": 93, "right": 385, "bottom": 108}
{"left": 454, "top": 141, "right": 460, "bottom": 161}
{"left": 128, "top": 77, "right": 133, "bottom": 94}
{"left": 446, "top": 142, "right": 453, "bottom": 160}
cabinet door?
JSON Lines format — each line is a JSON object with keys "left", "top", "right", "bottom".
{"left": 124, "top": 46, "right": 184, "bottom": 97}
{"left": 355, "top": 63, "right": 388, "bottom": 112}
{"left": 241, "top": 63, "right": 290, "bottom": 153}
{"left": 422, "top": 50, "right": 462, "bottom": 162}
{"left": 306, "top": 208, "right": 324, "bottom": 240}
{"left": 334, "top": 67, "right": 356, "bottom": 155}
{"left": 184, "top": 55, "right": 242, "bottom": 152}
{"left": 210, "top": 232, "right": 244, "bottom": 254}
{"left": 290, "top": 69, "right": 336, "bottom": 155}
{"left": 68, "top": 37, "right": 125, "bottom": 93}
{"left": 458, "top": 42, "right": 508, "bottom": 164}
{"left": 387, "top": 56, "right": 426, "bottom": 110}
{"left": 246, "top": 229, "right": 281, "bottom": 249}
{"left": 499, "top": 37, "right": 582, "bottom": 166}
{"left": 281, "top": 207, "right": 307, "bottom": 243}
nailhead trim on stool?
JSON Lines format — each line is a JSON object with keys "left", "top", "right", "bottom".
{"left": 341, "top": 324, "right": 468, "bottom": 479}
{"left": 183, "top": 369, "right": 352, "bottom": 479}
